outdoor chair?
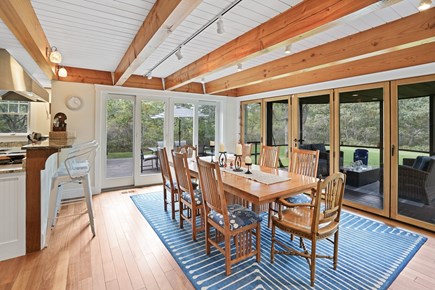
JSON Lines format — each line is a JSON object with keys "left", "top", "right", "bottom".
{"left": 398, "top": 155, "right": 435, "bottom": 205}
{"left": 172, "top": 151, "right": 204, "bottom": 241}
{"left": 354, "top": 149, "right": 369, "bottom": 165}
{"left": 141, "top": 149, "right": 158, "bottom": 171}
{"left": 48, "top": 140, "right": 99, "bottom": 239}
{"left": 271, "top": 172, "right": 346, "bottom": 287}
{"left": 196, "top": 157, "right": 262, "bottom": 275}
{"left": 268, "top": 148, "right": 319, "bottom": 227}
{"left": 157, "top": 148, "right": 179, "bottom": 219}
{"left": 259, "top": 145, "right": 279, "bottom": 168}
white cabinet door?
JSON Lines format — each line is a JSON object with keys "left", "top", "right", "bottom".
{"left": 0, "top": 172, "right": 25, "bottom": 261}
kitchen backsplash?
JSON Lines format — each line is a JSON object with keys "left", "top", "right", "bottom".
{"left": 0, "top": 141, "right": 28, "bottom": 148}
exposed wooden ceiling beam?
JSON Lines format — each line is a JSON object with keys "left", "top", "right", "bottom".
{"left": 164, "top": 0, "right": 379, "bottom": 91}
{"left": 58, "top": 66, "right": 113, "bottom": 85}
{"left": 236, "top": 42, "right": 435, "bottom": 96}
{"left": 206, "top": 8, "right": 435, "bottom": 94}
{"left": 123, "top": 75, "right": 164, "bottom": 91}
{"left": 0, "top": 0, "right": 56, "bottom": 79}
{"left": 113, "top": 0, "right": 202, "bottom": 86}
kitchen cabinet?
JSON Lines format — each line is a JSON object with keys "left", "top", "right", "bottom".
{"left": 0, "top": 171, "right": 25, "bottom": 261}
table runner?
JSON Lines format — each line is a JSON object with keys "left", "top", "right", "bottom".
{"left": 221, "top": 166, "right": 290, "bottom": 185}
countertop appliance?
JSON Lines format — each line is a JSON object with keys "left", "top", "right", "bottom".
{"left": 0, "top": 148, "right": 26, "bottom": 165}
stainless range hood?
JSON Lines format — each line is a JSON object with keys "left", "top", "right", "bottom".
{"left": 0, "top": 49, "right": 49, "bottom": 102}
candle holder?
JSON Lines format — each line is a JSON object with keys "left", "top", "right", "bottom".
{"left": 219, "top": 151, "right": 227, "bottom": 167}
{"left": 245, "top": 162, "right": 252, "bottom": 174}
{"left": 210, "top": 145, "right": 215, "bottom": 162}
{"left": 233, "top": 154, "right": 243, "bottom": 172}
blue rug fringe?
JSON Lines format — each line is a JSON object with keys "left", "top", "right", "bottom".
{"left": 131, "top": 192, "right": 427, "bottom": 290}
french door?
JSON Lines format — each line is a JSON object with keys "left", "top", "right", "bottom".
{"left": 241, "top": 100, "right": 263, "bottom": 164}
{"left": 391, "top": 75, "right": 435, "bottom": 231}
{"left": 334, "top": 83, "right": 390, "bottom": 217}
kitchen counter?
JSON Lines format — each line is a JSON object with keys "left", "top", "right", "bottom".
{"left": 22, "top": 137, "right": 76, "bottom": 253}
{"left": 0, "top": 164, "right": 25, "bottom": 174}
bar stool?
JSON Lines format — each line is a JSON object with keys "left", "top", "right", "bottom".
{"left": 48, "top": 140, "right": 99, "bottom": 237}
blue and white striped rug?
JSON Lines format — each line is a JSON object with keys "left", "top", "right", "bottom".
{"left": 131, "top": 192, "right": 427, "bottom": 290}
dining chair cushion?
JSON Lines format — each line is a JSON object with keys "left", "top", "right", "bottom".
{"left": 208, "top": 204, "right": 262, "bottom": 231}
{"left": 181, "top": 189, "right": 203, "bottom": 205}
{"left": 285, "top": 193, "right": 312, "bottom": 204}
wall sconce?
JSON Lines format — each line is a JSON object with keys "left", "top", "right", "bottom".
{"left": 58, "top": 66, "right": 68, "bottom": 78}
{"left": 49, "top": 46, "right": 62, "bottom": 64}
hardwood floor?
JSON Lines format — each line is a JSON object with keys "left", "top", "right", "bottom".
{"left": 0, "top": 185, "right": 434, "bottom": 290}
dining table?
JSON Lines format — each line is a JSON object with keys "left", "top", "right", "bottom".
{"left": 184, "top": 157, "right": 318, "bottom": 212}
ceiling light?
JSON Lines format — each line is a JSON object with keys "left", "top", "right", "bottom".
{"left": 201, "top": 77, "right": 205, "bottom": 84}
{"left": 175, "top": 47, "right": 183, "bottom": 60}
{"left": 418, "top": 0, "right": 432, "bottom": 10}
{"left": 237, "top": 63, "right": 242, "bottom": 71}
{"left": 146, "top": 70, "right": 153, "bottom": 79}
{"left": 285, "top": 44, "right": 292, "bottom": 54}
{"left": 49, "top": 46, "right": 62, "bottom": 64}
{"left": 58, "top": 66, "right": 67, "bottom": 78}
{"left": 217, "top": 16, "right": 225, "bottom": 34}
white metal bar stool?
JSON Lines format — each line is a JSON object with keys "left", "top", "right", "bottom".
{"left": 48, "top": 140, "right": 99, "bottom": 237}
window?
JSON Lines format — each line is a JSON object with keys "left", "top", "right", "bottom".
{"left": 0, "top": 101, "right": 29, "bottom": 134}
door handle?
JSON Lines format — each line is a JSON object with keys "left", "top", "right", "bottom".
{"left": 391, "top": 145, "right": 395, "bottom": 156}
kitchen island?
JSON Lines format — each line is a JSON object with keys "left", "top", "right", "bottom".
{"left": 22, "top": 139, "right": 75, "bottom": 253}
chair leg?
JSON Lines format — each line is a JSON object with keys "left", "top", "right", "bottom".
{"left": 163, "top": 187, "right": 168, "bottom": 212}
{"left": 179, "top": 200, "right": 184, "bottom": 229}
{"left": 268, "top": 203, "right": 273, "bottom": 228}
{"left": 333, "top": 230, "right": 339, "bottom": 270}
{"left": 225, "top": 235, "right": 231, "bottom": 275}
{"left": 270, "top": 222, "right": 276, "bottom": 263}
{"left": 310, "top": 238, "right": 317, "bottom": 287}
{"left": 205, "top": 221, "right": 210, "bottom": 255}
{"left": 48, "top": 178, "right": 60, "bottom": 229}
{"left": 256, "top": 223, "right": 261, "bottom": 263}
{"left": 82, "top": 174, "right": 95, "bottom": 237}
{"left": 192, "top": 205, "right": 197, "bottom": 241}
{"left": 171, "top": 190, "right": 176, "bottom": 220}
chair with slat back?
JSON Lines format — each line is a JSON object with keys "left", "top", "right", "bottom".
{"left": 268, "top": 148, "right": 320, "bottom": 227}
{"left": 157, "top": 147, "right": 178, "bottom": 219}
{"left": 270, "top": 172, "right": 346, "bottom": 287}
{"left": 172, "top": 151, "right": 204, "bottom": 241}
{"left": 174, "top": 144, "right": 198, "bottom": 159}
{"left": 259, "top": 145, "right": 279, "bottom": 168}
{"left": 196, "top": 156, "right": 262, "bottom": 275}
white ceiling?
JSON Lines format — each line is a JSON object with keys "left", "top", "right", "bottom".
{"left": 0, "top": 0, "right": 431, "bottom": 89}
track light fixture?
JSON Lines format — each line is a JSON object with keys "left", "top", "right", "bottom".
{"left": 49, "top": 46, "right": 62, "bottom": 64}
{"left": 146, "top": 71, "right": 153, "bottom": 79}
{"left": 175, "top": 47, "right": 183, "bottom": 60}
{"left": 201, "top": 77, "right": 205, "bottom": 84}
{"left": 217, "top": 16, "right": 225, "bottom": 34}
{"left": 237, "top": 63, "right": 243, "bottom": 71}
{"left": 57, "top": 66, "right": 67, "bottom": 78}
{"left": 418, "top": 0, "right": 432, "bottom": 10}
{"left": 285, "top": 44, "right": 292, "bottom": 54}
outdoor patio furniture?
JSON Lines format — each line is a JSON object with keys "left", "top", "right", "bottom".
{"left": 299, "top": 143, "right": 343, "bottom": 177}
{"left": 141, "top": 149, "right": 158, "bottom": 170}
{"left": 398, "top": 156, "right": 435, "bottom": 205}
{"left": 354, "top": 149, "right": 369, "bottom": 165}
{"left": 342, "top": 167, "right": 380, "bottom": 187}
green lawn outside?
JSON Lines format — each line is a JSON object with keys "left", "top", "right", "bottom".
{"left": 340, "top": 146, "right": 425, "bottom": 166}
{"left": 108, "top": 152, "right": 133, "bottom": 159}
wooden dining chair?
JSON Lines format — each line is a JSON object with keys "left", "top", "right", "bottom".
{"left": 196, "top": 157, "right": 262, "bottom": 275}
{"left": 157, "top": 147, "right": 178, "bottom": 220}
{"left": 270, "top": 172, "right": 346, "bottom": 287}
{"left": 268, "top": 148, "right": 320, "bottom": 227}
{"left": 174, "top": 144, "right": 198, "bottom": 158}
{"left": 172, "top": 151, "right": 204, "bottom": 241}
{"left": 259, "top": 145, "right": 279, "bottom": 168}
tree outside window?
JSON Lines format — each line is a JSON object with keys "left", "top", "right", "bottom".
{"left": 0, "top": 101, "right": 29, "bottom": 133}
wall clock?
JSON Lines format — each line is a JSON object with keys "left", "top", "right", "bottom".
{"left": 66, "top": 95, "right": 83, "bottom": 110}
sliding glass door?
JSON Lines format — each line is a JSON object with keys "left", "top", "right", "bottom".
{"left": 335, "top": 83, "right": 390, "bottom": 216}
{"left": 391, "top": 75, "right": 435, "bottom": 231}
{"left": 241, "top": 101, "right": 262, "bottom": 164}
{"left": 294, "top": 91, "right": 332, "bottom": 178}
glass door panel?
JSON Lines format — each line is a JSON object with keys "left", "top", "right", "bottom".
{"left": 242, "top": 101, "right": 262, "bottom": 164}
{"left": 265, "top": 98, "right": 289, "bottom": 169}
{"left": 296, "top": 93, "right": 331, "bottom": 178}
{"left": 337, "top": 85, "right": 387, "bottom": 213}
{"left": 139, "top": 100, "right": 165, "bottom": 175}
{"left": 104, "top": 96, "right": 134, "bottom": 188}
{"left": 198, "top": 103, "right": 216, "bottom": 156}
{"left": 173, "top": 103, "right": 193, "bottom": 147}
{"left": 394, "top": 78, "right": 435, "bottom": 229}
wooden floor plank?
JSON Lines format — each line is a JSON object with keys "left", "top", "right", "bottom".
{"left": 1, "top": 185, "right": 434, "bottom": 290}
